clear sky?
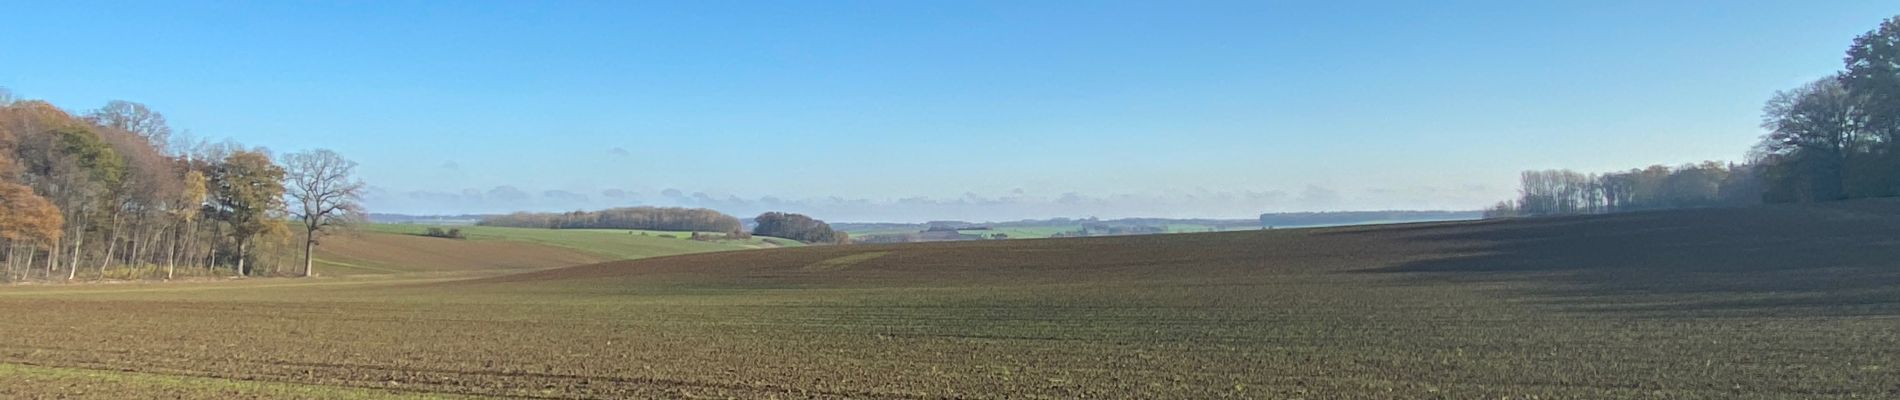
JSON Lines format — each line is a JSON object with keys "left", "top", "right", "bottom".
{"left": 3, "top": 1, "right": 1894, "bottom": 222}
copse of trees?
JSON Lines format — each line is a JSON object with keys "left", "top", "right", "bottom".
{"left": 0, "top": 89, "right": 364, "bottom": 281}
{"left": 752, "top": 212, "right": 844, "bottom": 244}
{"left": 479, "top": 206, "right": 742, "bottom": 232}
{"left": 1492, "top": 16, "right": 1900, "bottom": 217}
{"left": 423, "top": 227, "right": 466, "bottom": 239}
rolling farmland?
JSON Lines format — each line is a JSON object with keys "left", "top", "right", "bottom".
{"left": 1, "top": 201, "right": 1898, "bottom": 398}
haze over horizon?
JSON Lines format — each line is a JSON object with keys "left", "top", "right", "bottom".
{"left": 5, "top": 1, "right": 1893, "bottom": 222}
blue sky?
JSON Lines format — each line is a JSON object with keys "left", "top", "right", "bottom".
{"left": 2, "top": 1, "right": 1893, "bottom": 221}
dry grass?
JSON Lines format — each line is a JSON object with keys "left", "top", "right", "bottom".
{"left": 1, "top": 200, "right": 1897, "bottom": 398}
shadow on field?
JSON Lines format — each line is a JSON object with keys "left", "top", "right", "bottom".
{"left": 1350, "top": 199, "right": 1900, "bottom": 316}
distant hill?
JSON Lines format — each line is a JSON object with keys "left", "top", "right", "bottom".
{"left": 836, "top": 212, "right": 1480, "bottom": 243}
{"left": 367, "top": 213, "right": 493, "bottom": 225}
{"left": 836, "top": 217, "right": 1258, "bottom": 233}
{"left": 1257, "top": 210, "right": 1481, "bottom": 228}
{"left": 836, "top": 217, "right": 1262, "bottom": 243}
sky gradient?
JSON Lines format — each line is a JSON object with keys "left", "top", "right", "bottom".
{"left": 3, "top": 1, "right": 1894, "bottom": 221}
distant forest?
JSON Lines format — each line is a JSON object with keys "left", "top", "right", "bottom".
{"left": 1491, "top": 17, "right": 1900, "bottom": 217}
{"left": 478, "top": 207, "right": 743, "bottom": 232}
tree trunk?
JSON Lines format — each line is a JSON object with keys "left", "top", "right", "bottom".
{"left": 129, "top": 223, "right": 147, "bottom": 270}
{"left": 181, "top": 222, "right": 197, "bottom": 273}
{"left": 67, "top": 227, "right": 84, "bottom": 281}
{"left": 100, "top": 212, "right": 122, "bottom": 274}
{"left": 302, "top": 229, "right": 317, "bottom": 277}
{"left": 166, "top": 222, "right": 183, "bottom": 280}
{"left": 177, "top": 219, "right": 197, "bottom": 279}
{"left": 235, "top": 239, "right": 247, "bottom": 277}
{"left": 24, "top": 246, "right": 37, "bottom": 281}
{"left": 44, "top": 238, "right": 56, "bottom": 280}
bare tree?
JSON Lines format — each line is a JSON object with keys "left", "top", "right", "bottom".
{"left": 86, "top": 100, "right": 172, "bottom": 152}
{"left": 282, "top": 149, "right": 363, "bottom": 277}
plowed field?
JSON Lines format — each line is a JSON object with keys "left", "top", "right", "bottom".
{"left": 3, "top": 201, "right": 1898, "bottom": 399}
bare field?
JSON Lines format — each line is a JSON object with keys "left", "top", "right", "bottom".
{"left": 2, "top": 201, "right": 1899, "bottom": 398}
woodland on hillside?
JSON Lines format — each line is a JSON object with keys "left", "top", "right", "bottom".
{"left": 0, "top": 92, "right": 362, "bottom": 281}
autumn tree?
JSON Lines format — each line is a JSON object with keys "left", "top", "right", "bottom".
{"left": 210, "top": 149, "right": 285, "bottom": 276}
{"left": 0, "top": 151, "right": 64, "bottom": 280}
{"left": 283, "top": 149, "right": 364, "bottom": 278}
{"left": 0, "top": 183, "right": 64, "bottom": 250}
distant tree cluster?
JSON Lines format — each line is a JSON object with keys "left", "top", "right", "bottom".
{"left": 0, "top": 92, "right": 363, "bottom": 281}
{"left": 688, "top": 231, "right": 752, "bottom": 242}
{"left": 752, "top": 212, "right": 845, "bottom": 244}
{"left": 478, "top": 207, "right": 742, "bottom": 232}
{"left": 1487, "top": 163, "right": 1763, "bottom": 218}
{"left": 423, "top": 227, "right": 466, "bottom": 239}
{"left": 1493, "top": 16, "right": 1900, "bottom": 217}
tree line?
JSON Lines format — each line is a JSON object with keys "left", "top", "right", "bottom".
{"left": 0, "top": 90, "right": 363, "bottom": 281}
{"left": 1491, "top": 16, "right": 1900, "bottom": 217}
{"left": 1486, "top": 163, "right": 1763, "bottom": 217}
{"left": 478, "top": 206, "right": 744, "bottom": 232}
